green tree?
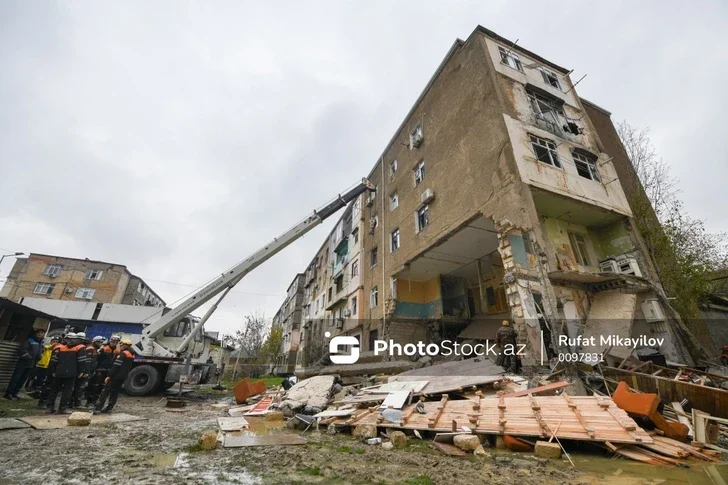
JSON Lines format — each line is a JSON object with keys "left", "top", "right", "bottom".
{"left": 262, "top": 324, "right": 283, "bottom": 364}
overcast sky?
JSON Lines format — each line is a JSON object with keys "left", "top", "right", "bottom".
{"left": 1, "top": 1, "right": 726, "bottom": 334}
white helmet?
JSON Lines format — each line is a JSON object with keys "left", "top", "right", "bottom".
{"left": 92, "top": 336, "right": 104, "bottom": 343}
{"left": 76, "top": 332, "right": 86, "bottom": 339}
{"left": 110, "top": 335, "right": 121, "bottom": 342}
{"left": 66, "top": 332, "right": 78, "bottom": 339}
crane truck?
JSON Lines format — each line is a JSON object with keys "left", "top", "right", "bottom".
{"left": 120, "top": 178, "right": 375, "bottom": 395}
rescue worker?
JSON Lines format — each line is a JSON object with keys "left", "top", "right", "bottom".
{"left": 495, "top": 320, "right": 519, "bottom": 373}
{"left": 71, "top": 334, "right": 101, "bottom": 407}
{"left": 4, "top": 328, "right": 45, "bottom": 400}
{"left": 46, "top": 333, "right": 87, "bottom": 414}
{"left": 83, "top": 336, "right": 105, "bottom": 406}
{"left": 88, "top": 335, "right": 120, "bottom": 407}
{"left": 30, "top": 335, "right": 59, "bottom": 397}
{"left": 37, "top": 336, "right": 61, "bottom": 407}
{"left": 94, "top": 339, "right": 134, "bottom": 414}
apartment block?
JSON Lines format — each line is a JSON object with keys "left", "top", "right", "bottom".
{"left": 290, "top": 26, "right": 697, "bottom": 372}
{"left": 0, "top": 253, "right": 165, "bottom": 307}
{"left": 273, "top": 273, "right": 305, "bottom": 375}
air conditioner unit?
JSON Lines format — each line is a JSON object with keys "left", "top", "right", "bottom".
{"left": 599, "top": 256, "right": 642, "bottom": 277}
{"left": 641, "top": 299, "right": 666, "bottom": 323}
{"left": 335, "top": 319, "right": 344, "bottom": 329}
{"left": 599, "top": 259, "right": 619, "bottom": 274}
{"left": 420, "top": 188, "right": 435, "bottom": 205}
{"left": 65, "top": 288, "right": 73, "bottom": 294}
{"left": 343, "top": 309, "right": 351, "bottom": 317}
{"left": 411, "top": 131, "right": 424, "bottom": 148}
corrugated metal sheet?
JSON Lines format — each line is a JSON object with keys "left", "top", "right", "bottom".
{"left": 0, "top": 341, "right": 21, "bottom": 391}
{"left": 96, "top": 304, "right": 163, "bottom": 324}
{"left": 20, "top": 298, "right": 96, "bottom": 319}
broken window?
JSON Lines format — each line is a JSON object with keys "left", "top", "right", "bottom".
{"left": 498, "top": 46, "right": 523, "bottom": 72}
{"left": 416, "top": 205, "right": 430, "bottom": 231}
{"left": 352, "top": 228, "right": 359, "bottom": 244}
{"left": 568, "top": 232, "right": 591, "bottom": 266}
{"left": 410, "top": 124, "right": 423, "bottom": 148}
{"left": 390, "top": 159, "right": 398, "bottom": 175}
{"left": 369, "top": 215, "right": 379, "bottom": 234}
{"left": 390, "top": 277, "right": 398, "bottom": 299}
{"left": 573, "top": 151, "right": 601, "bottom": 182}
{"left": 529, "top": 135, "right": 561, "bottom": 168}
{"left": 540, "top": 68, "right": 561, "bottom": 90}
{"left": 328, "top": 287, "right": 333, "bottom": 301}
{"left": 370, "top": 286, "right": 378, "bottom": 308}
{"left": 390, "top": 192, "right": 398, "bottom": 211}
{"left": 527, "top": 88, "right": 564, "bottom": 132}
{"left": 414, "top": 160, "right": 425, "bottom": 186}
{"left": 33, "top": 282, "right": 55, "bottom": 295}
{"left": 84, "top": 269, "right": 103, "bottom": 280}
{"left": 390, "top": 228, "right": 400, "bottom": 252}
{"left": 76, "top": 287, "right": 96, "bottom": 300}
{"left": 351, "top": 296, "right": 357, "bottom": 316}
{"left": 351, "top": 259, "right": 359, "bottom": 277}
{"left": 370, "top": 247, "right": 378, "bottom": 267}
{"left": 335, "top": 275, "right": 344, "bottom": 293}
{"left": 43, "top": 264, "right": 62, "bottom": 277}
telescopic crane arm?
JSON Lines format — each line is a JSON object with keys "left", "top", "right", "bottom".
{"left": 132, "top": 178, "right": 375, "bottom": 357}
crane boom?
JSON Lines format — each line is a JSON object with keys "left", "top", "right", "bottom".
{"left": 132, "top": 178, "right": 375, "bottom": 357}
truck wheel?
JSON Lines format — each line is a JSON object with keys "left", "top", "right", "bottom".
{"left": 124, "top": 365, "right": 160, "bottom": 396}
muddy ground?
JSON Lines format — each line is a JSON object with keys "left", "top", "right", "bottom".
{"left": 0, "top": 392, "right": 723, "bottom": 484}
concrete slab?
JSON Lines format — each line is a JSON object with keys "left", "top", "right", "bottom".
{"left": 222, "top": 433, "right": 307, "bottom": 448}
{"left": 20, "top": 413, "right": 146, "bottom": 430}
{"left": 0, "top": 418, "right": 31, "bottom": 431}
{"left": 217, "top": 417, "right": 249, "bottom": 431}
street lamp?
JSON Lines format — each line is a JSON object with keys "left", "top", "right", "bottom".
{"left": 0, "top": 252, "right": 25, "bottom": 266}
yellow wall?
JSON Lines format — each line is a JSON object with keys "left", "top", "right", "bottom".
{"left": 396, "top": 276, "right": 440, "bottom": 304}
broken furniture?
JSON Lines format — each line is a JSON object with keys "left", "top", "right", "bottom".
{"left": 233, "top": 378, "right": 267, "bottom": 404}
{"left": 611, "top": 381, "right": 690, "bottom": 441}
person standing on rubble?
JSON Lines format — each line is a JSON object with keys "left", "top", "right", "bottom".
{"left": 46, "top": 333, "right": 87, "bottom": 414}
{"left": 496, "top": 320, "right": 518, "bottom": 372}
{"left": 94, "top": 339, "right": 135, "bottom": 414}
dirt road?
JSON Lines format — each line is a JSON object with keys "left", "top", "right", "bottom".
{"left": 0, "top": 393, "right": 698, "bottom": 484}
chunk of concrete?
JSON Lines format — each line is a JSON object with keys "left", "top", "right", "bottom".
{"left": 265, "top": 411, "right": 284, "bottom": 421}
{"left": 200, "top": 430, "right": 218, "bottom": 451}
{"left": 284, "top": 376, "right": 336, "bottom": 409}
{"left": 67, "top": 412, "right": 92, "bottom": 426}
{"left": 474, "top": 444, "right": 489, "bottom": 457}
{"left": 389, "top": 431, "right": 407, "bottom": 448}
{"left": 381, "top": 441, "right": 394, "bottom": 450}
{"left": 534, "top": 441, "right": 562, "bottom": 459}
{"left": 453, "top": 434, "right": 481, "bottom": 452}
{"left": 352, "top": 424, "right": 378, "bottom": 439}
{"left": 279, "top": 400, "right": 304, "bottom": 417}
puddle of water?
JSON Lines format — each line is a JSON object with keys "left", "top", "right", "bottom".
{"left": 566, "top": 452, "right": 728, "bottom": 484}
{"left": 148, "top": 453, "right": 179, "bottom": 468}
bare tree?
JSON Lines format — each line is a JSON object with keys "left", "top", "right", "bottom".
{"left": 227, "top": 310, "right": 271, "bottom": 379}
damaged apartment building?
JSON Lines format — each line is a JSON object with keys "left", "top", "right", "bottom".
{"left": 284, "top": 26, "right": 698, "bottom": 376}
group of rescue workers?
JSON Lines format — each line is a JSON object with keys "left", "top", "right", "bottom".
{"left": 3, "top": 328, "right": 136, "bottom": 415}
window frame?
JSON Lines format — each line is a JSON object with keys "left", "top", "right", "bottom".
{"left": 370, "top": 286, "right": 378, "bottom": 308}
{"left": 540, "top": 68, "right": 562, "bottom": 90}
{"left": 370, "top": 247, "right": 378, "bottom": 267}
{"left": 351, "top": 259, "right": 359, "bottom": 277}
{"left": 390, "top": 192, "right": 398, "bottom": 211}
{"left": 84, "top": 269, "right": 103, "bottom": 280}
{"left": 414, "top": 160, "right": 425, "bottom": 186}
{"left": 390, "top": 228, "right": 400, "bottom": 252}
{"left": 33, "top": 282, "right": 55, "bottom": 295}
{"left": 416, "top": 204, "right": 430, "bottom": 232}
{"left": 410, "top": 124, "right": 423, "bottom": 149}
{"left": 568, "top": 232, "right": 592, "bottom": 266}
{"left": 75, "top": 287, "right": 96, "bottom": 300}
{"left": 43, "top": 264, "right": 62, "bottom": 277}
{"left": 498, "top": 46, "right": 523, "bottom": 72}
{"left": 529, "top": 134, "right": 562, "bottom": 168}
{"left": 573, "top": 151, "right": 601, "bottom": 182}
{"left": 352, "top": 228, "right": 359, "bottom": 244}
{"left": 390, "top": 159, "right": 398, "bottom": 175}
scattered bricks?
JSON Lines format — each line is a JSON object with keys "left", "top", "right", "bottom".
{"left": 389, "top": 431, "right": 407, "bottom": 448}
{"left": 534, "top": 441, "right": 562, "bottom": 459}
{"left": 474, "top": 444, "right": 489, "bottom": 457}
{"left": 353, "top": 424, "right": 378, "bottom": 438}
{"left": 67, "top": 412, "right": 92, "bottom": 426}
{"left": 200, "top": 431, "right": 218, "bottom": 451}
{"left": 453, "top": 434, "right": 481, "bottom": 452}
{"left": 265, "top": 411, "right": 284, "bottom": 421}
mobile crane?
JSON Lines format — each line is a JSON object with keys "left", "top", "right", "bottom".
{"left": 122, "top": 178, "right": 375, "bottom": 395}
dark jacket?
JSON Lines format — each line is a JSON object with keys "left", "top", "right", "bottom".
{"left": 85, "top": 345, "right": 99, "bottom": 375}
{"left": 50, "top": 344, "right": 87, "bottom": 378}
{"left": 17, "top": 337, "right": 43, "bottom": 369}
{"left": 97, "top": 345, "right": 120, "bottom": 371}
{"left": 496, "top": 326, "right": 518, "bottom": 346}
{"left": 108, "top": 349, "right": 134, "bottom": 382}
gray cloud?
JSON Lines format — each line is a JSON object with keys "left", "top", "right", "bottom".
{"left": 1, "top": 1, "right": 726, "bottom": 332}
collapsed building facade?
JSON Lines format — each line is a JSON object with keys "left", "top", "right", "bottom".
{"left": 275, "top": 26, "right": 698, "bottom": 376}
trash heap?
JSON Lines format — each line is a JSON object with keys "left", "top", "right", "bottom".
{"left": 221, "top": 357, "right": 728, "bottom": 466}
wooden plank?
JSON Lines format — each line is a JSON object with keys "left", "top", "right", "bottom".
{"left": 671, "top": 402, "right": 694, "bottom": 439}
{"left": 500, "top": 381, "right": 570, "bottom": 398}
{"left": 379, "top": 380, "right": 429, "bottom": 393}
{"left": 217, "top": 417, "right": 249, "bottom": 432}
{"left": 433, "top": 442, "right": 467, "bottom": 456}
{"left": 563, "top": 393, "right": 594, "bottom": 439}
{"left": 379, "top": 390, "right": 411, "bottom": 410}
{"left": 313, "top": 409, "right": 354, "bottom": 418}
{"left": 223, "top": 434, "right": 307, "bottom": 448}
{"left": 428, "top": 395, "right": 448, "bottom": 429}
